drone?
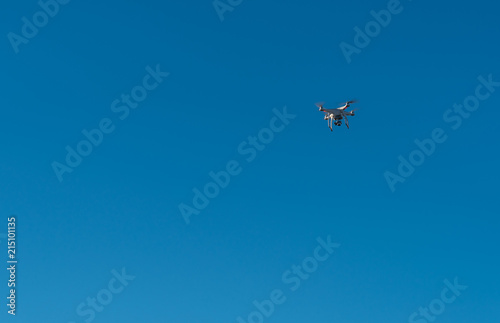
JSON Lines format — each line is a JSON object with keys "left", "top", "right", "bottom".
{"left": 316, "top": 100, "right": 358, "bottom": 131}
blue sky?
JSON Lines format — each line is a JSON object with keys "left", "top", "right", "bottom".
{"left": 1, "top": 0, "right": 499, "bottom": 322}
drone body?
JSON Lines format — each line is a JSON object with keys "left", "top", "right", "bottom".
{"left": 317, "top": 100, "right": 358, "bottom": 131}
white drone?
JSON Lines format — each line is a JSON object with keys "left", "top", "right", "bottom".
{"left": 316, "top": 100, "right": 358, "bottom": 131}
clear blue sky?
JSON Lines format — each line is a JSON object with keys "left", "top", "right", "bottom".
{"left": 1, "top": 0, "right": 499, "bottom": 322}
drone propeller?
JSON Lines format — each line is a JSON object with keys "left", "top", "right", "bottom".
{"left": 339, "top": 99, "right": 358, "bottom": 106}
{"left": 315, "top": 102, "right": 325, "bottom": 109}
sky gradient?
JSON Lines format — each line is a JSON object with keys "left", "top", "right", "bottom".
{"left": 1, "top": 0, "right": 499, "bottom": 322}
